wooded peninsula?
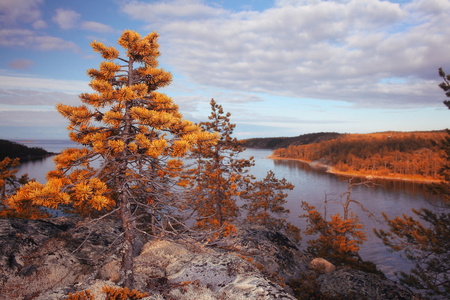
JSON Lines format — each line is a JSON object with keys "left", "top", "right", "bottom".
{"left": 265, "top": 131, "right": 447, "bottom": 182}
{"left": 0, "top": 139, "right": 54, "bottom": 162}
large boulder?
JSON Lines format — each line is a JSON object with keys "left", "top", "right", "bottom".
{"left": 309, "top": 258, "right": 336, "bottom": 274}
{"left": 92, "top": 237, "right": 296, "bottom": 299}
{"left": 216, "top": 223, "right": 309, "bottom": 282}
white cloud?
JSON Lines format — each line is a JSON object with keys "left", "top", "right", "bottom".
{"left": 0, "top": 29, "right": 81, "bottom": 52}
{"left": 32, "top": 19, "right": 47, "bottom": 29}
{"left": 0, "top": 0, "right": 43, "bottom": 25}
{"left": 8, "top": 59, "right": 35, "bottom": 70}
{"left": 0, "top": 72, "right": 88, "bottom": 94}
{"left": 405, "top": 0, "right": 450, "bottom": 17}
{"left": 52, "top": 8, "right": 80, "bottom": 29}
{"left": 122, "top": 0, "right": 225, "bottom": 22}
{"left": 122, "top": 0, "right": 450, "bottom": 108}
{"left": 0, "top": 110, "right": 67, "bottom": 127}
{"left": 52, "top": 9, "right": 114, "bottom": 33}
{"left": 346, "top": 0, "right": 405, "bottom": 27}
{"left": 80, "top": 21, "right": 115, "bottom": 33}
{"left": 0, "top": 89, "right": 79, "bottom": 106}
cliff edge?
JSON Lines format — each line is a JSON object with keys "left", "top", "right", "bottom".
{"left": 0, "top": 218, "right": 417, "bottom": 299}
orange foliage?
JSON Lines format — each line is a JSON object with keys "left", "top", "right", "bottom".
{"left": 64, "top": 286, "right": 147, "bottom": 300}
{"left": 184, "top": 99, "right": 253, "bottom": 234}
{"left": 301, "top": 201, "right": 367, "bottom": 265}
{"left": 64, "top": 290, "right": 94, "bottom": 300}
{"left": 102, "top": 286, "right": 147, "bottom": 299}
{"left": 242, "top": 170, "right": 301, "bottom": 243}
{"left": 0, "top": 157, "right": 49, "bottom": 219}
{"left": 374, "top": 208, "right": 450, "bottom": 297}
{"left": 273, "top": 131, "right": 447, "bottom": 181}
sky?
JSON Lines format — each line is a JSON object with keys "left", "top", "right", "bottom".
{"left": 0, "top": 0, "right": 449, "bottom": 140}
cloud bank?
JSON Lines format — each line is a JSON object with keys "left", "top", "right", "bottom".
{"left": 123, "top": 0, "right": 450, "bottom": 108}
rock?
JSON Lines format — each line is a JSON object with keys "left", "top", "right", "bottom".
{"left": 0, "top": 218, "right": 419, "bottom": 299}
{"left": 317, "top": 268, "right": 419, "bottom": 299}
{"left": 166, "top": 250, "right": 295, "bottom": 299}
{"left": 0, "top": 218, "right": 295, "bottom": 299}
{"left": 309, "top": 258, "right": 335, "bottom": 274}
{"left": 217, "top": 223, "right": 309, "bottom": 282}
{"left": 0, "top": 217, "right": 123, "bottom": 299}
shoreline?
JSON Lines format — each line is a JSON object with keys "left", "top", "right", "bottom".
{"left": 267, "top": 155, "right": 443, "bottom": 184}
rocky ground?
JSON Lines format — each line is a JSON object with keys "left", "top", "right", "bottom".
{"left": 0, "top": 217, "right": 418, "bottom": 299}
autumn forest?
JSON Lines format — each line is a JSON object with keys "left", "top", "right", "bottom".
{"left": 272, "top": 131, "right": 447, "bottom": 182}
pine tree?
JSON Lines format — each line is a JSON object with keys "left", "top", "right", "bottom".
{"left": 429, "top": 67, "right": 450, "bottom": 200}
{"left": 438, "top": 67, "right": 450, "bottom": 109}
{"left": 7, "top": 30, "right": 217, "bottom": 287}
{"left": 374, "top": 209, "right": 449, "bottom": 297}
{"left": 300, "top": 201, "right": 367, "bottom": 266}
{"left": 373, "top": 68, "right": 450, "bottom": 297}
{"left": 242, "top": 170, "right": 300, "bottom": 242}
{"left": 0, "top": 157, "right": 48, "bottom": 218}
{"left": 185, "top": 99, "right": 254, "bottom": 235}
{"left": 300, "top": 178, "right": 379, "bottom": 268}
{"left": 1, "top": 157, "right": 25, "bottom": 202}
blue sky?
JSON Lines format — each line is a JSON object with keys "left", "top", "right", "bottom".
{"left": 0, "top": 0, "right": 449, "bottom": 140}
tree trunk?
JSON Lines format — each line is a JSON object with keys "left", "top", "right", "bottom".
{"left": 118, "top": 57, "right": 136, "bottom": 288}
{"left": 214, "top": 147, "right": 223, "bottom": 226}
{"left": 120, "top": 196, "right": 136, "bottom": 288}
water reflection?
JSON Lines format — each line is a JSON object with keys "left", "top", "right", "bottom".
{"left": 17, "top": 156, "right": 57, "bottom": 183}
{"left": 273, "top": 158, "right": 441, "bottom": 200}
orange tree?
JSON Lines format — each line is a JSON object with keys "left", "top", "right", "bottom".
{"left": 300, "top": 201, "right": 367, "bottom": 267}
{"left": 374, "top": 209, "right": 449, "bottom": 297}
{"left": 1, "top": 157, "right": 26, "bottom": 202}
{"left": 242, "top": 170, "right": 300, "bottom": 242}
{"left": 0, "top": 157, "right": 48, "bottom": 219}
{"left": 184, "top": 99, "right": 254, "bottom": 235}
{"left": 7, "top": 30, "right": 217, "bottom": 288}
{"left": 374, "top": 68, "right": 450, "bottom": 297}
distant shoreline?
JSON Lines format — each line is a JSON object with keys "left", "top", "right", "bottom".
{"left": 267, "top": 155, "right": 443, "bottom": 184}
{"left": 0, "top": 139, "right": 57, "bottom": 162}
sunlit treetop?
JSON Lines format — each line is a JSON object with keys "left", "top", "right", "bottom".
{"left": 8, "top": 30, "right": 218, "bottom": 214}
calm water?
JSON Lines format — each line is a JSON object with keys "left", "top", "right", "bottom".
{"left": 241, "top": 148, "right": 445, "bottom": 280}
{"left": 14, "top": 141, "right": 446, "bottom": 280}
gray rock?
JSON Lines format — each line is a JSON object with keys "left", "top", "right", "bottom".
{"left": 0, "top": 218, "right": 295, "bottom": 299}
{"left": 0, "top": 217, "right": 122, "bottom": 299}
{"left": 0, "top": 218, "right": 419, "bottom": 300}
{"left": 317, "top": 268, "right": 419, "bottom": 299}
{"left": 216, "top": 222, "right": 309, "bottom": 282}
{"left": 167, "top": 249, "right": 295, "bottom": 299}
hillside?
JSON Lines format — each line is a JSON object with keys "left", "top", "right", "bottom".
{"left": 0, "top": 139, "right": 54, "bottom": 161}
{"left": 242, "top": 132, "right": 342, "bottom": 149}
{"left": 271, "top": 131, "right": 447, "bottom": 182}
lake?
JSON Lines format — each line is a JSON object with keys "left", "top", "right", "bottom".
{"left": 14, "top": 141, "right": 446, "bottom": 280}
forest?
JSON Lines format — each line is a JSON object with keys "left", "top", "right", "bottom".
{"left": 243, "top": 132, "right": 341, "bottom": 149}
{"left": 0, "top": 139, "right": 53, "bottom": 161}
{"left": 272, "top": 131, "right": 447, "bottom": 181}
